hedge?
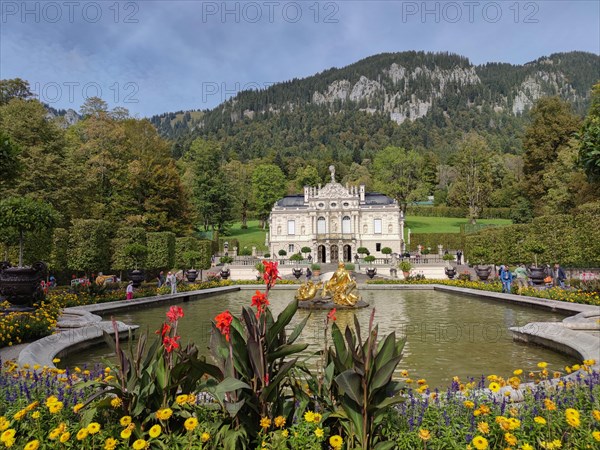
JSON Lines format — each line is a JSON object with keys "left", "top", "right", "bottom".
{"left": 67, "top": 219, "right": 112, "bottom": 274}
{"left": 197, "top": 239, "right": 212, "bottom": 270}
{"left": 111, "top": 227, "right": 147, "bottom": 271}
{"left": 406, "top": 206, "right": 512, "bottom": 219}
{"left": 6, "top": 229, "right": 53, "bottom": 267}
{"left": 49, "top": 228, "right": 69, "bottom": 271}
{"left": 146, "top": 231, "right": 176, "bottom": 270}
{"left": 176, "top": 237, "right": 212, "bottom": 270}
{"left": 464, "top": 202, "right": 600, "bottom": 267}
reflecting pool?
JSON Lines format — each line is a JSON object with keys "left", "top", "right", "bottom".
{"left": 62, "top": 289, "right": 575, "bottom": 387}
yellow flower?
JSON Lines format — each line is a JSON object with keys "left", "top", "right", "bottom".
{"left": 488, "top": 382, "right": 500, "bottom": 393}
{"left": 565, "top": 408, "right": 579, "bottom": 419}
{"left": 120, "top": 428, "right": 132, "bottom": 439}
{"left": 463, "top": 400, "right": 475, "bottom": 409}
{"left": 0, "top": 417, "right": 9, "bottom": 432}
{"left": 592, "top": 431, "right": 600, "bottom": 442}
{"left": 110, "top": 397, "right": 123, "bottom": 408}
{"left": 544, "top": 399, "right": 556, "bottom": 411}
{"left": 59, "top": 432, "right": 70, "bottom": 443}
{"left": 176, "top": 394, "right": 188, "bottom": 405}
{"left": 304, "top": 411, "right": 316, "bottom": 423}
{"left": 472, "top": 435, "right": 488, "bottom": 450}
{"left": 521, "top": 444, "right": 534, "bottom": 450}
{"left": 104, "top": 437, "right": 117, "bottom": 450}
{"left": 73, "top": 403, "right": 84, "bottom": 413}
{"left": 52, "top": 358, "right": 60, "bottom": 363}
{"left": 314, "top": 427, "right": 324, "bottom": 438}
{"left": 132, "top": 439, "right": 149, "bottom": 450}
{"left": 156, "top": 408, "right": 173, "bottom": 421}
{"left": 329, "top": 435, "right": 343, "bottom": 449}
{"left": 593, "top": 410, "right": 600, "bottom": 421}
{"left": 534, "top": 416, "right": 547, "bottom": 425}
{"left": 31, "top": 411, "right": 40, "bottom": 419}
{"left": 48, "top": 401, "right": 64, "bottom": 414}
{"left": 87, "top": 422, "right": 101, "bottom": 434}
{"left": 513, "top": 369, "right": 523, "bottom": 375}
{"left": 76, "top": 428, "right": 89, "bottom": 440}
{"left": 313, "top": 412, "right": 322, "bottom": 423}
{"left": 149, "top": 424, "right": 161, "bottom": 438}
{"left": 418, "top": 429, "right": 431, "bottom": 441}
{"left": 1, "top": 429, "right": 16, "bottom": 442}
{"left": 184, "top": 417, "right": 198, "bottom": 431}
{"left": 187, "top": 394, "right": 196, "bottom": 404}
{"left": 120, "top": 416, "right": 132, "bottom": 427}
{"left": 201, "top": 432, "right": 210, "bottom": 443}
{"left": 505, "top": 432, "right": 517, "bottom": 446}
{"left": 565, "top": 414, "right": 580, "bottom": 428}
{"left": 477, "top": 422, "right": 489, "bottom": 434}
{"left": 13, "top": 409, "right": 26, "bottom": 421}
{"left": 537, "top": 361, "right": 548, "bottom": 369}
{"left": 282, "top": 429, "right": 289, "bottom": 437}
{"left": 260, "top": 417, "right": 271, "bottom": 428}
{"left": 24, "top": 440, "right": 40, "bottom": 450}
{"left": 274, "top": 416, "right": 286, "bottom": 428}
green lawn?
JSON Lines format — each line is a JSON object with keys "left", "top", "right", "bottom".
{"left": 405, "top": 216, "right": 512, "bottom": 235}
{"left": 226, "top": 220, "right": 268, "bottom": 251}
{"left": 225, "top": 217, "right": 512, "bottom": 251}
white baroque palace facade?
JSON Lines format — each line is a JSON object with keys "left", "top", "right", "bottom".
{"left": 267, "top": 167, "right": 405, "bottom": 263}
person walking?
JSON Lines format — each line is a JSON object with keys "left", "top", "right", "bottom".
{"left": 514, "top": 264, "right": 528, "bottom": 293}
{"left": 456, "top": 250, "right": 463, "bottom": 265}
{"left": 126, "top": 281, "right": 134, "bottom": 300}
{"left": 552, "top": 263, "right": 567, "bottom": 288}
{"left": 157, "top": 271, "right": 165, "bottom": 288}
{"left": 499, "top": 265, "right": 513, "bottom": 293}
{"left": 306, "top": 267, "right": 312, "bottom": 281}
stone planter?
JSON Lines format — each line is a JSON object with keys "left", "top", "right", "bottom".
{"left": 129, "top": 269, "right": 145, "bottom": 288}
{"left": 474, "top": 266, "right": 492, "bottom": 281}
{"left": 366, "top": 267, "right": 377, "bottom": 279}
{"left": 292, "top": 268, "right": 303, "bottom": 279}
{"left": 445, "top": 267, "right": 457, "bottom": 279}
{"left": 220, "top": 268, "right": 230, "bottom": 280}
{"left": 0, "top": 261, "right": 47, "bottom": 310}
{"left": 186, "top": 269, "right": 198, "bottom": 283}
{"left": 528, "top": 266, "right": 547, "bottom": 285}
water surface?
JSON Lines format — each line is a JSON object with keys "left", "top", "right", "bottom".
{"left": 62, "top": 289, "right": 575, "bottom": 387}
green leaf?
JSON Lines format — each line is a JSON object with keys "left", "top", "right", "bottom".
{"left": 335, "top": 370, "right": 363, "bottom": 407}
{"left": 215, "top": 377, "right": 251, "bottom": 395}
{"left": 267, "top": 299, "right": 298, "bottom": 347}
{"left": 373, "top": 441, "right": 397, "bottom": 450}
{"left": 267, "top": 343, "right": 308, "bottom": 362}
{"left": 371, "top": 355, "right": 403, "bottom": 391}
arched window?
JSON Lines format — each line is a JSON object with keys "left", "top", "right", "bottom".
{"left": 342, "top": 216, "right": 351, "bottom": 234}
{"left": 317, "top": 217, "right": 326, "bottom": 234}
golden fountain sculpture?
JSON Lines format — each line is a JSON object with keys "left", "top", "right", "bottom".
{"left": 295, "top": 262, "right": 360, "bottom": 307}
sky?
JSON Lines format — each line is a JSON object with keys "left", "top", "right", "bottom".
{"left": 1, "top": 0, "right": 599, "bottom": 117}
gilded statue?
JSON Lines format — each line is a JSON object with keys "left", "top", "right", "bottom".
{"left": 296, "top": 262, "right": 360, "bottom": 307}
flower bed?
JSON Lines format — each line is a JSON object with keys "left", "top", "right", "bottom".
{"left": 0, "top": 300, "right": 60, "bottom": 348}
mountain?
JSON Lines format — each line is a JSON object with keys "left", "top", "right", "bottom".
{"left": 156, "top": 51, "right": 599, "bottom": 161}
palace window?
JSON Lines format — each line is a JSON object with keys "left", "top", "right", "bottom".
{"left": 317, "top": 217, "right": 326, "bottom": 234}
{"left": 374, "top": 219, "right": 382, "bottom": 234}
{"left": 342, "top": 216, "right": 351, "bottom": 234}
{"left": 376, "top": 243, "right": 382, "bottom": 252}
{"left": 287, "top": 220, "right": 295, "bottom": 235}
{"left": 288, "top": 244, "right": 295, "bottom": 253}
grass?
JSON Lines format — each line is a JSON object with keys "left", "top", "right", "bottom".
{"left": 225, "top": 220, "right": 268, "bottom": 251}
{"left": 405, "top": 216, "right": 512, "bottom": 235}
{"left": 224, "top": 217, "right": 513, "bottom": 251}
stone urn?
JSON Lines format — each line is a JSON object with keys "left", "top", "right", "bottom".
{"left": 445, "top": 267, "right": 457, "bottom": 279}
{"left": 474, "top": 266, "right": 492, "bottom": 281}
{"left": 0, "top": 261, "right": 47, "bottom": 310}
{"left": 292, "top": 267, "right": 303, "bottom": 279}
{"left": 186, "top": 269, "right": 199, "bottom": 283}
{"left": 129, "top": 269, "right": 145, "bottom": 288}
{"left": 366, "top": 267, "right": 377, "bottom": 279}
{"left": 220, "top": 268, "right": 230, "bottom": 280}
{"left": 528, "top": 266, "right": 547, "bottom": 285}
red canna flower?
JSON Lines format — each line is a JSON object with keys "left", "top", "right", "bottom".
{"left": 327, "top": 308, "right": 337, "bottom": 322}
{"left": 262, "top": 261, "right": 280, "bottom": 287}
{"left": 166, "top": 306, "right": 184, "bottom": 323}
{"left": 156, "top": 323, "right": 171, "bottom": 337}
{"left": 214, "top": 310, "right": 233, "bottom": 341}
{"left": 162, "top": 335, "right": 181, "bottom": 353}
{"left": 251, "top": 290, "right": 270, "bottom": 316}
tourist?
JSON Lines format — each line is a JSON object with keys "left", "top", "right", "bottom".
{"left": 126, "top": 281, "right": 134, "bottom": 300}
{"left": 552, "top": 262, "right": 567, "bottom": 288}
{"left": 306, "top": 267, "right": 312, "bottom": 281}
{"left": 499, "top": 265, "right": 513, "bottom": 293}
{"left": 456, "top": 250, "right": 463, "bottom": 265}
{"left": 157, "top": 271, "right": 165, "bottom": 288}
{"left": 167, "top": 271, "right": 177, "bottom": 294}
{"left": 514, "top": 264, "right": 528, "bottom": 292}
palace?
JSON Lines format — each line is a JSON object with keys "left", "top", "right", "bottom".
{"left": 268, "top": 166, "right": 405, "bottom": 263}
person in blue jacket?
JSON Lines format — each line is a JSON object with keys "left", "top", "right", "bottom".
{"left": 499, "top": 265, "right": 513, "bottom": 293}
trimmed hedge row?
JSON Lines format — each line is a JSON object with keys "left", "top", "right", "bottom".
{"left": 406, "top": 206, "right": 512, "bottom": 219}
{"left": 409, "top": 233, "right": 464, "bottom": 252}
{"left": 464, "top": 202, "right": 600, "bottom": 267}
